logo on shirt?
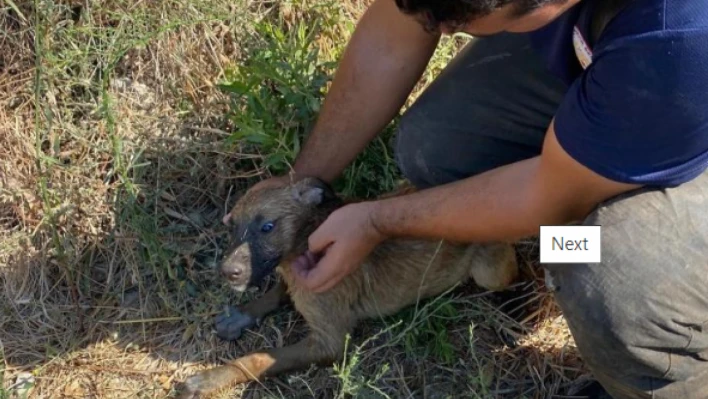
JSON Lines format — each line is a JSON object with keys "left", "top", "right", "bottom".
{"left": 573, "top": 26, "right": 593, "bottom": 69}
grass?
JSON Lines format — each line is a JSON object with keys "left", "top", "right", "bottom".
{"left": 1, "top": 0, "right": 588, "bottom": 398}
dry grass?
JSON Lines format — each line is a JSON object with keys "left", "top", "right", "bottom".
{"left": 1, "top": 1, "right": 589, "bottom": 398}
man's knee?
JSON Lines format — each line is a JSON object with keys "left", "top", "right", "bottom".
{"left": 391, "top": 33, "right": 565, "bottom": 189}
{"left": 546, "top": 258, "right": 670, "bottom": 398}
{"left": 393, "top": 111, "right": 450, "bottom": 189}
{"left": 545, "top": 176, "right": 708, "bottom": 398}
{"left": 393, "top": 106, "right": 532, "bottom": 189}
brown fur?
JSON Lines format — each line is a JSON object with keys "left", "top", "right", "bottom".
{"left": 176, "top": 178, "right": 518, "bottom": 398}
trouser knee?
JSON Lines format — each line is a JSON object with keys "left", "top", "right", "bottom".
{"left": 392, "top": 109, "right": 503, "bottom": 189}
{"left": 393, "top": 114, "right": 440, "bottom": 189}
{"left": 544, "top": 176, "right": 708, "bottom": 398}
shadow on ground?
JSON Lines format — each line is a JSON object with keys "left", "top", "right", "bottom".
{"left": 3, "top": 151, "right": 591, "bottom": 397}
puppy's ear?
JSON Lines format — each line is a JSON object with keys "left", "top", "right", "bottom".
{"left": 292, "top": 177, "right": 337, "bottom": 206}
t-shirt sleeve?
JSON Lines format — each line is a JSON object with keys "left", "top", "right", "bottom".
{"left": 553, "top": 29, "right": 708, "bottom": 187}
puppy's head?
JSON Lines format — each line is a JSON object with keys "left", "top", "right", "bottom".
{"left": 219, "top": 177, "right": 339, "bottom": 291}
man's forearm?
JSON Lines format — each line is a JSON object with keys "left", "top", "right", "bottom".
{"left": 369, "top": 125, "right": 641, "bottom": 244}
{"left": 370, "top": 158, "right": 555, "bottom": 243}
{"left": 292, "top": 0, "right": 440, "bottom": 182}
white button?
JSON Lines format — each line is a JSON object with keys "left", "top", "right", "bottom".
{"left": 539, "top": 225, "right": 601, "bottom": 264}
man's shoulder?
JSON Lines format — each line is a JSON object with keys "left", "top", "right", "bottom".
{"left": 550, "top": 0, "right": 708, "bottom": 187}
{"left": 590, "top": 0, "right": 708, "bottom": 89}
{"left": 664, "top": 0, "right": 708, "bottom": 30}
{"left": 598, "top": 0, "right": 708, "bottom": 46}
{"left": 527, "top": 0, "right": 708, "bottom": 85}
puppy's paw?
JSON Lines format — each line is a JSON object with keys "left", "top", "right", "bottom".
{"left": 175, "top": 374, "right": 206, "bottom": 399}
{"left": 215, "top": 306, "right": 257, "bottom": 341}
{"left": 177, "top": 366, "right": 237, "bottom": 399}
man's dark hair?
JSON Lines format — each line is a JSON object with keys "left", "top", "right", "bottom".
{"left": 394, "top": 0, "right": 564, "bottom": 33}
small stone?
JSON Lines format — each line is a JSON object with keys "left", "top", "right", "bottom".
{"left": 63, "top": 379, "right": 85, "bottom": 396}
{"left": 156, "top": 374, "right": 171, "bottom": 390}
{"left": 8, "top": 96, "right": 23, "bottom": 109}
{"left": 14, "top": 372, "right": 34, "bottom": 397}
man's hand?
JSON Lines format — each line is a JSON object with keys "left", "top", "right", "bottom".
{"left": 291, "top": 201, "right": 387, "bottom": 293}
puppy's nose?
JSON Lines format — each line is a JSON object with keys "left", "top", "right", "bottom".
{"left": 226, "top": 267, "right": 243, "bottom": 282}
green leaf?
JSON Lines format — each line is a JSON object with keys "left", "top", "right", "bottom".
{"left": 263, "top": 152, "right": 287, "bottom": 169}
{"left": 308, "top": 96, "right": 320, "bottom": 112}
{"left": 217, "top": 81, "right": 251, "bottom": 95}
{"left": 4, "top": 0, "right": 28, "bottom": 23}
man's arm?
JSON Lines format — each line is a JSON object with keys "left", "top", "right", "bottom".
{"left": 372, "top": 120, "right": 638, "bottom": 242}
{"left": 296, "top": 120, "right": 642, "bottom": 292}
{"left": 370, "top": 120, "right": 642, "bottom": 242}
{"left": 224, "top": 0, "right": 439, "bottom": 224}
{"left": 290, "top": 0, "right": 440, "bottom": 183}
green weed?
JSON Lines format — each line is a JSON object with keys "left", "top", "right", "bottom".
{"left": 218, "top": 1, "right": 403, "bottom": 198}
{"left": 466, "top": 324, "right": 495, "bottom": 399}
{"left": 218, "top": 18, "right": 336, "bottom": 176}
{"left": 332, "top": 324, "right": 402, "bottom": 399}
{"left": 387, "top": 295, "right": 460, "bottom": 366}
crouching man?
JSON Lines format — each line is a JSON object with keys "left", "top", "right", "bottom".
{"left": 233, "top": 0, "right": 708, "bottom": 397}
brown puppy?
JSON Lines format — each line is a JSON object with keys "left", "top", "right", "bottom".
{"left": 177, "top": 177, "right": 518, "bottom": 398}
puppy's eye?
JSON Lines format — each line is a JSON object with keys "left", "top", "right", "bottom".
{"left": 261, "top": 222, "right": 275, "bottom": 233}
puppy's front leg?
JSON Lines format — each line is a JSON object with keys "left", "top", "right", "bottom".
{"left": 177, "top": 332, "right": 345, "bottom": 398}
{"left": 216, "top": 279, "right": 290, "bottom": 341}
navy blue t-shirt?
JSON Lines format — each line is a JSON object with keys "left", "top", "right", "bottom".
{"left": 528, "top": 0, "right": 708, "bottom": 187}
